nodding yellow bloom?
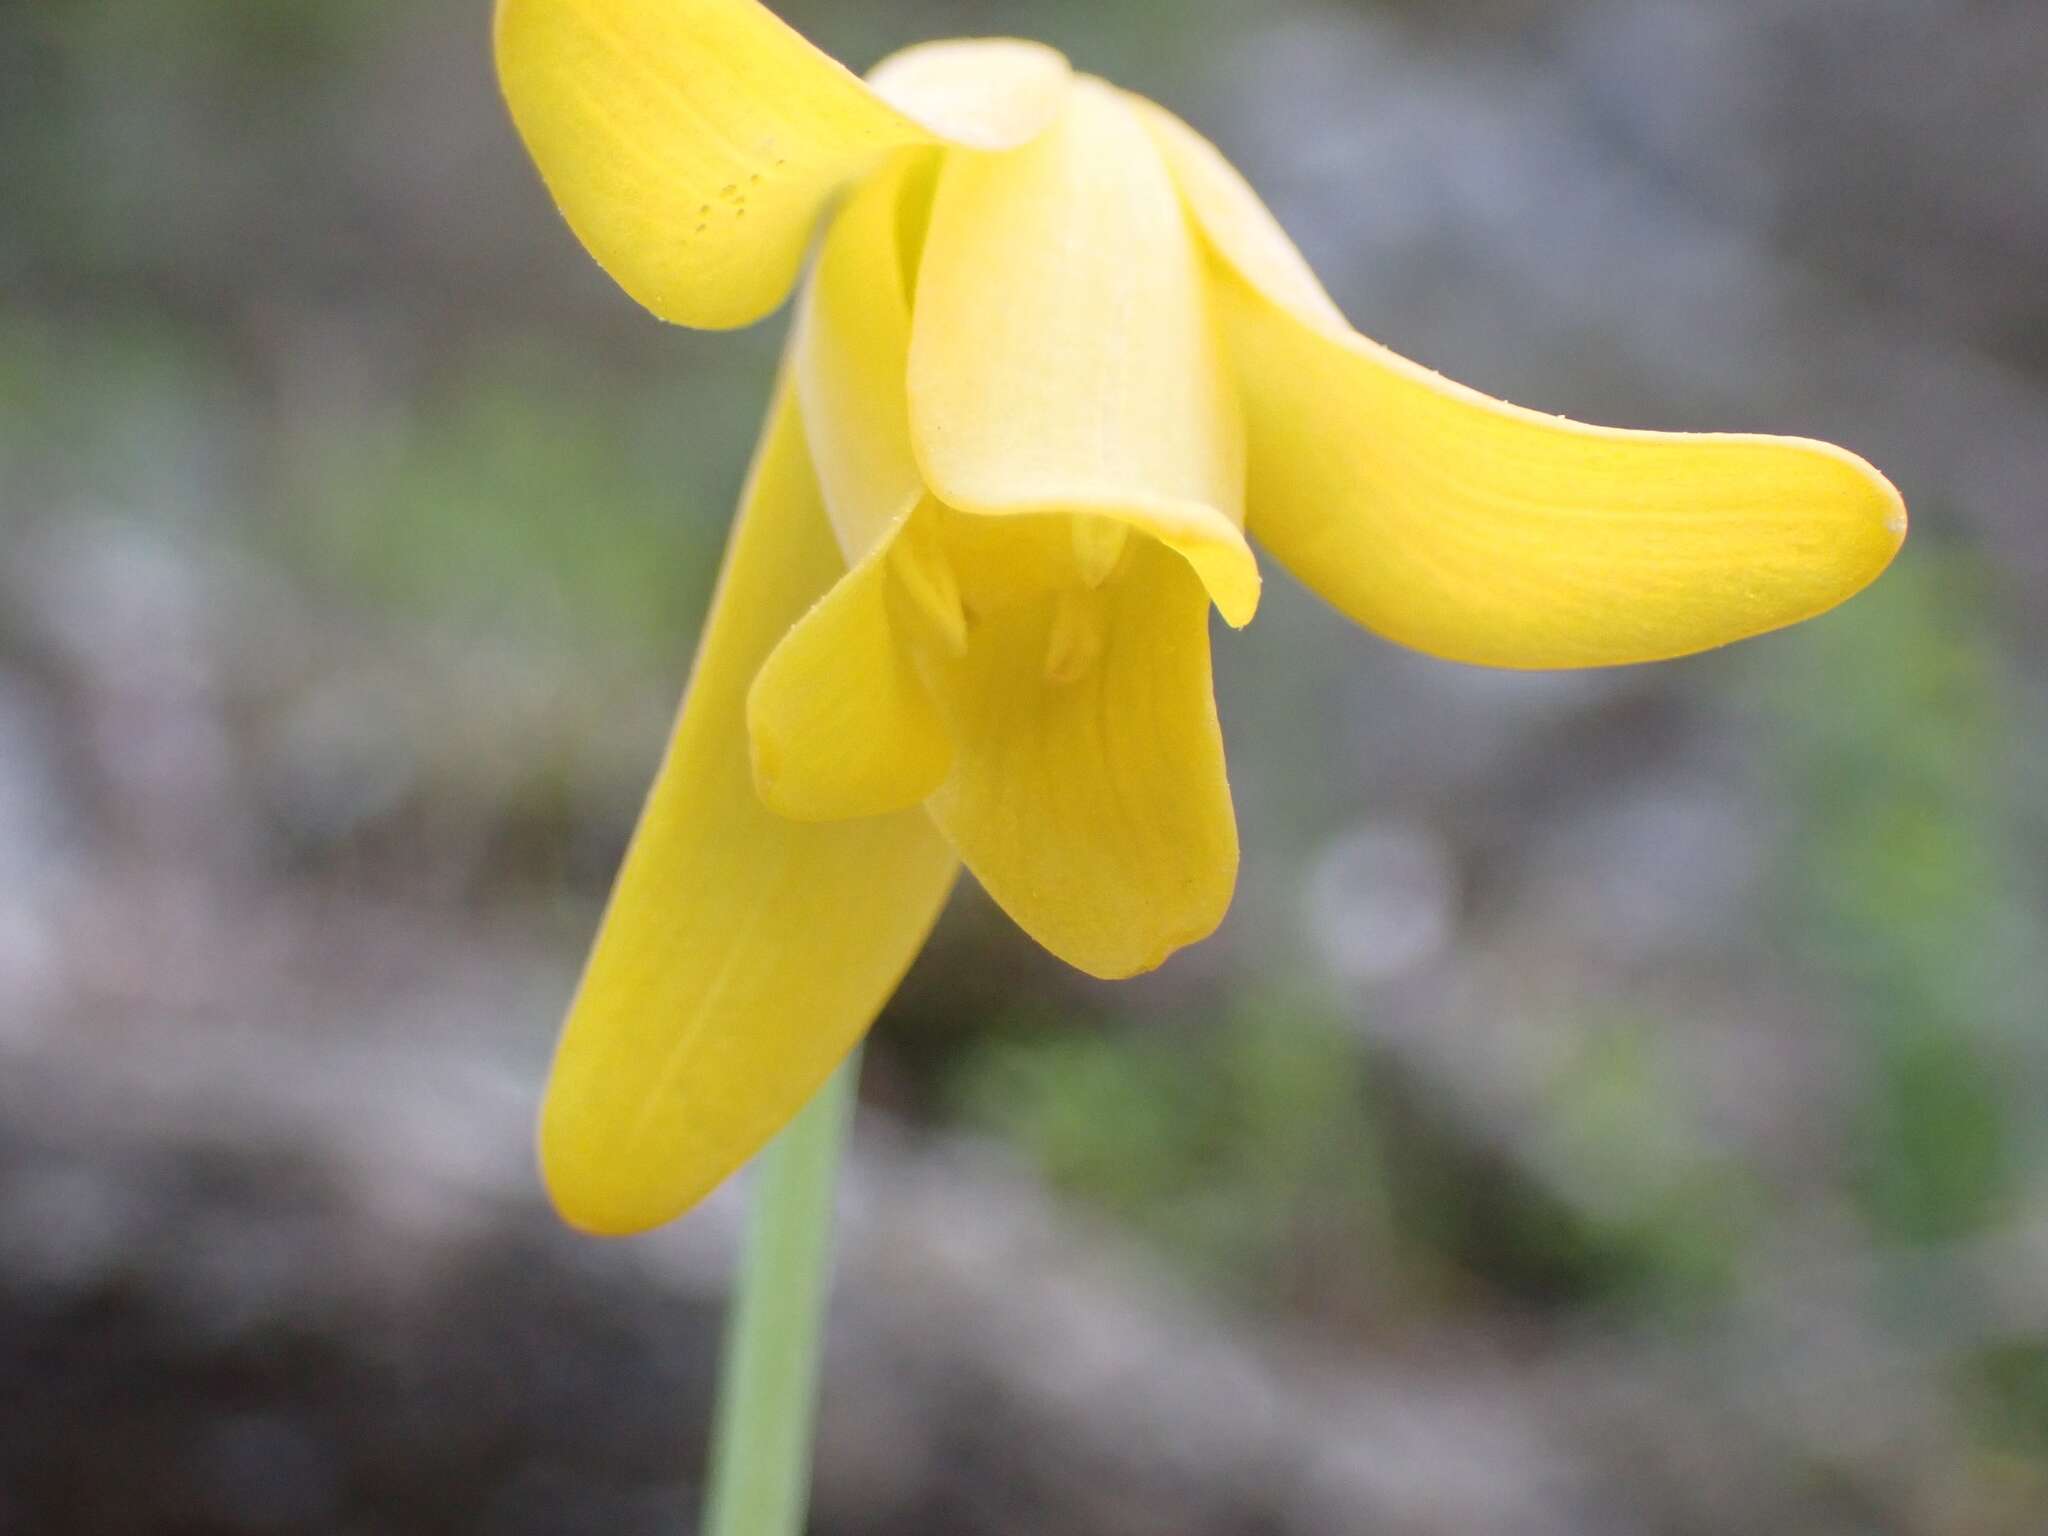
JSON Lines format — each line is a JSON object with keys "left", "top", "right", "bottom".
{"left": 496, "top": 0, "right": 1904, "bottom": 1234}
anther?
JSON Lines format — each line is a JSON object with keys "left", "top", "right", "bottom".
{"left": 1070, "top": 517, "right": 1130, "bottom": 589}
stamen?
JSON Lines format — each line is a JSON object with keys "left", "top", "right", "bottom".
{"left": 888, "top": 515, "right": 969, "bottom": 656}
{"left": 1070, "top": 517, "right": 1130, "bottom": 589}
{"left": 1043, "top": 589, "right": 1106, "bottom": 684}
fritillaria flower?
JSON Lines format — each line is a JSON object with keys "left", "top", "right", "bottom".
{"left": 496, "top": 0, "right": 1903, "bottom": 1234}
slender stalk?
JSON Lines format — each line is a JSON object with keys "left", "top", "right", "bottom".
{"left": 700, "top": 1050, "right": 861, "bottom": 1536}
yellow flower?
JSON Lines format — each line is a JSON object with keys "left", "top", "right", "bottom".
{"left": 496, "top": 0, "right": 1904, "bottom": 1234}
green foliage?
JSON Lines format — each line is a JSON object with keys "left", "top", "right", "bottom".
{"left": 35, "top": 0, "right": 387, "bottom": 75}
{"left": 290, "top": 343, "right": 745, "bottom": 670}
{"left": 1539, "top": 1017, "right": 1762, "bottom": 1305}
{"left": 951, "top": 991, "right": 1390, "bottom": 1304}
{"left": 952, "top": 993, "right": 1754, "bottom": 1316}
{"left": 0, "top": 316, "right": 241, "bottom": 529}
{"left": 1762, "top": 546, "right": 2036, "bottom": 1246}
{"left": 1965, "top": 1340, "right": 2048, "bottom": 1461}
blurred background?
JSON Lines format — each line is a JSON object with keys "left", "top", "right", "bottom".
{"left": 3, "top": 0, "right": 2046, "bottom": 1531}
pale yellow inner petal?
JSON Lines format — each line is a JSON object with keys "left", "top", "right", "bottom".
{"left": 794, "top": 152, "right": 931, "bottom": 562}
{"left": 907, "top": 78, "right": 1260, "bottom": 628}
{"left": 866, "top": 38, "right": 1071, "bottom": 150}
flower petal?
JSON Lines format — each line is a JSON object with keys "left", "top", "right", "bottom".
{"left": 867, "top": 39, "right": 1071, "bottom": 150}
{"left": 747, "top": 538, "right": 954, "bottom": 821}
{"left": 908, "top": 80, "right": 1259, "bottom": 628}
{"left": 758, "top": 154, "right": 953, "bottom": 820}
{"left": 923, "top": 536, "right": 1239, "bottom": 980}
{"left": 495, "top": 0, "right": 1067, "bottom": 329}
{"left": 793, "top": 150, "right": 926, "bottom": 562}
{"left": 541, "top": 378, "right": 957, "bottom": 1235}
{"left": 1140, "top": 99, "right": 1906, "bottom": 669}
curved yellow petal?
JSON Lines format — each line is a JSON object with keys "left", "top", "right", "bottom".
{"left": 542, "top": 379, "right": 957, "bottom": 1235}
{"left": 923, "top": 537, "right": 1238, "bottom": 980}
{"left": 495, "top": 1, "right": 1067, "bottom": 329}
{"left": 747, "top": 539, "right": 954, "bottom": 821}
{"left": 867, "top": 39, "right": 1070, "bottom": 150}
{"left": 793, "top": 151, "right": 926, "bottom": 562}
{"left": 1139, "top": 99, "right": 1906, "bottom": 669}
{"left": 908, "top": 79, "right": 1259, "bottom": 628}
{"left": 794, "top": 149, "right": 1119, "bottom": 648}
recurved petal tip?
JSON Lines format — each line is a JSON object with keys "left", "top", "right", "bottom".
{"left": 494, "top": 0, "right": 919, "bottom": 328}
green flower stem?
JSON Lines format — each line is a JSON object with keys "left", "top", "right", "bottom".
{"left": 701, "top": 1049, "right": 861, "bottom": 1536}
